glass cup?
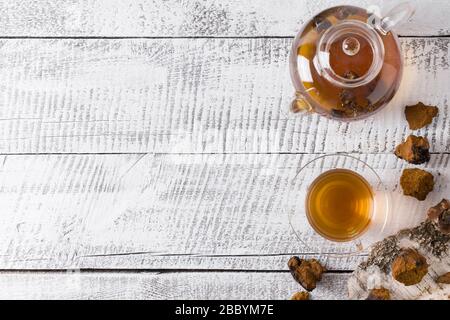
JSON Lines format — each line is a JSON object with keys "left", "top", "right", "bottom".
{"left": 287, "top": 153, "right": 391, "bottom": 255}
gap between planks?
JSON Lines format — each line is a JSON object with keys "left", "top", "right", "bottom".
{"left": 0, "top": 152, "right": 448, "bottom": 156}
{"left": 0, "top": 35, "right": 448, "bottom": 39}
{"left": 0, "top": 269, "right": 353, "bottom": 273}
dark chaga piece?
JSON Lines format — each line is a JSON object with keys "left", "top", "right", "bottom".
{"left": 427, "top": 199, "right": 450, "bottom": 234}
{"left": 405, "top": 102, "right": 439, "bottom": 130}
{"left": 400, "top": 168, "right": 434, "bottom": 201}
{"left": 366, "top": 287, "right": 390, "bottom": 300}
{"left": 338, "top": 90, "right": 358, "bottom": 117}
{"left": 288, "top": 256, "right": 326, "bottom": 291}
{"left": 334, "top": 7, "right": 357, "bottom": 20}
{"left": 343, "top": 71, "right": 359, "bottom": 80}
{"left": 436, "top": 272, "right": 450, "bottom": 284}
{"left": 340, "top": 90, "right": 357, "bottom": 108}
{"left": 290, "top": 291, "right": 310, "bottom": 300}
{"left": 331, "top": 108, "right": 349, "bottom": 118}
{"left": 438, "top": 210, "right": 450, "bottom": 234}
{"left": 336, "top": 88, "right": 373, "bottom": 118}
{"left": 427, "top": 199, "right": 450, "bottom": 219}
{"left": 391, "top": 248, "right": 428, "bottom": 286}
{"left": 394, "top": 135, "right": 430, "bottom": 164}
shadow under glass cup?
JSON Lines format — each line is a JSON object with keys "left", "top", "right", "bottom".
{"left": 288, "top": 153, "right": 391, "bottom": 255}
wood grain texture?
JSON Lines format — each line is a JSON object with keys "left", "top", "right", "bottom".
{"left": 0, "top": 38, "right": 448, "bottom": 154}
{"left": 0, "top": 0, "right": 448, "bottom": 300}
{"left": 0, "top": 0, "right": 448, "bottom": 37}
{"left": 0, "top": 271, "right": 350, "bottom": 300}
{"left": 0, "top": 153, "right": 448, "bottom": 270}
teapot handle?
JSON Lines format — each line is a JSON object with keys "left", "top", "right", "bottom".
{"left": 368, "top": 2, "right": 416, "bottom": 35}
{"left": 290, "top": 91, "right": 313, "bottom": 115}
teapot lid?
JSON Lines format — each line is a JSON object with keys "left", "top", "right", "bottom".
{"left": 315, "top": 20, "right": 385, "bottom": 88}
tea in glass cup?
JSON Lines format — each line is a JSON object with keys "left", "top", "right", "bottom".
{"left": 288, "top": 154, "right": 390, "bottom": 254}
{"left": 306, "top": 169, "right": 373, "bottom": 242}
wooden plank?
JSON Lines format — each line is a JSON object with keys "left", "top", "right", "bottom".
{"left": 0, "top": 0, "right": 448, "bottom": 37}
{"left": 0, "top": 153, "right": 448, "bottom": 270}
{"left": 78, "top": 254, "right": 364, "bottom": 272}
{"left": 0, "top": 271, "right": 350, "bottom": 300}
{"left": 0, "top": 38, "right": 448, "bottom": 154}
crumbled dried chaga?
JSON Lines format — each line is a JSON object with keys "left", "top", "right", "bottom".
{"left": 400, "top": 168, "right": 434, "bottom": 201}
{"left": 333, "top": 89, "right": 373, "bottom": 118}
{"left": 394, "top": 135, "right": 430, "bottom": 164}
{"left": 409, "top": 219, "right": 449, "bottom": 258}
{"left": 436, "top": 272, "right": 450, "bottom": 284}
{"left": 405, "top": 102, "right": 439, "bottom": 130}
{"left": 361, "top": 235, "right": 400, "bottom": 272}
{"left": 291, "top": 291, "right": 310, "bottom": 300}
{"left": 427, "top": 199, "right": 450, "bottom": 234}
{"left": 338, "top": 90, "right": 358, "bottom": 117}
{"left": 392, "top": 248, "right": 428, "bottom": 286}
{"left": 366, "top": 287, "right": 391, "bottom": 300}
{"left": 288, "top": 256, "right": 326, "bottom": 291}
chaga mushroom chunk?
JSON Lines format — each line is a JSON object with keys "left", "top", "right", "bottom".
{"left": 436, "top": 272, "right": 450, "bottom": 284}
{"left": 428, "top": 199, "right": 450, "bottom": 234}
{"left": 438, "top": 210, "right": 450, "bottom": 234}
{"left": 288, "top": 256, "right": 326, "bottom": 291}
{"left": 290, "top": 291, "right": 310, "bottom": 300}
{"left": 343, "top": 71, "right": 359, "bottom": 80}
{"left": 392, "top": 248, "right": 428, "bottom": 286}
{"left": 400, "top": 168, "right": 434, "bottom": 201}
{"left": 405, "top": 102, "right": 438, "bottom": 130}
{"left": 428, "top": 199, "right": 450, "bottom": 219}
{"left": 395, "top": 135, "right": 430, "bottom": 164}
{"left": 366, "top": 287, "right": 390, "bottom": 300}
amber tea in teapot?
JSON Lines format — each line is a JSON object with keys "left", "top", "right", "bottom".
{"left": 290, "top": 4, "right": 415, "bottom": 120}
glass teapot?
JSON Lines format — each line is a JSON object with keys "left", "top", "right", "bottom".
{"left": 289, "top": 3, "right": 415, "bottom": 121}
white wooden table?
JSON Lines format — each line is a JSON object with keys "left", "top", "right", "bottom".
{"left": 0, "top": 0, "right": 448, "bottom": 299}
